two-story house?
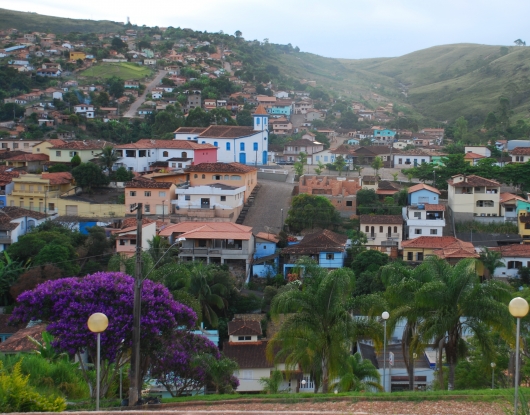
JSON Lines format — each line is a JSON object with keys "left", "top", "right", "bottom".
{"left": 48, "top": 140, "right": 113, "bottom": 165}
{"left": 281, "top": 139, "right": 324, "bottom": 164}
{"left": 447, "top": 174, "right": 501, "bottom": 221}
{"left": 114, "top": 139, "right": 217, "bottom": 173}
{"left": 501, "top": 193, "right": 525, "bottom": 223}
{"left": 281, "top": 229, "right": 348, "bottom": 276}
{"left": 174, "top": 105, "right": 269, "bottom": 165}
{"left": 185, "top": 162, "right": 257, "bottom": 203}
{"left": 252, "top": 232, "right": 280, "bottom": 278}
{"left": 404, "top": 183, "right": 445, "bottom": 239}
{"left": 160, "top": 222, "right": 255, "bottom": 275}
{"left": 0, "top": 206, "right": 48, "bottom": 251}
{"left": 114, "top": 219, "right": 157, "bottom": 258}
{"left": 73, "top": 104, "right": 95, "bottom": 118}
{"left": 360, "top": 215, "right": 403, "bottom": 257}
{"left": 270, "top": 118, "right": 293, "bottom": 136}
{"left": 125, "top": 179, "right": 175, "bottom": 217}
{"left": 394, "top": 150, "right": 432, "bottom": 169}
{"left": 372, "top": 128, "right": 396, "bottom": 145}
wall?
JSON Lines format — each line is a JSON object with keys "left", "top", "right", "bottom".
{"left": 257, "top": 170, "right": 288, "bottom": 182}
{"left": 235, "top": 367, "right": 271, "bottom": 392}
{"left": 409, "top": 189, "right": 439, "bottom": 205}
{"left": 125, "top": 186, "right": 175, "bottom": 215}
{"left": 50, "top": 148, "right": 100, "bottom": 163}
{"left": 494, "top": 257, "right": 530, "bottom": 278}
{"left": 189, "top": 171, "right": 257, "bottom": 202}
{"left": 318, "top": 251, "right": 345, "bottom": 268}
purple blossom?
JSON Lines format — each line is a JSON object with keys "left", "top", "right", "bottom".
{"left": 11, "top": 272, "right": 197, "bottom": 363}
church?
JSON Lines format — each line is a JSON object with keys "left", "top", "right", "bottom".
{"left": 174, "top": 105, "right": 269, "bottom": 165}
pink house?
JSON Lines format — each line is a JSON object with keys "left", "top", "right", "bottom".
{"left": 125, "top": 178, "right": 176, "bottom": 217}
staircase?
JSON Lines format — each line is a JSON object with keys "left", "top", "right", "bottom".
{"left": 236, "top": 184, "right": 261, "bottom": 225}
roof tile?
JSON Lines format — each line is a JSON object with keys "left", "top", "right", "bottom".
{"left": 360, "top": 215, "right": 403, "bottom": 225}
{"left": 185, "top": 162, "right": 257, "bottom": 173}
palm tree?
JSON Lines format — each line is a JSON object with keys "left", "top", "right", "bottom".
{"left": 479, "top": 247, "right": 504, "bottom": 279}
{"left": 147, "top": 235, "right": 176, "bottom": 268}
{"left": 414, "top": 257, "right": 512, "bottom": 390}
{"left": 268, "top": 261, "right": 368, "bottom": 393}
{"left": 188, "top": 262, "right": 228, "bottom": 328}
{"left": 195, "top": 354, "right": 239, "bottom": 394}
{"left": 99, "top": 145, "right": 119, "bottom": 172}
{"left": 334, "top": 352, "right": 382, "bottom": 392}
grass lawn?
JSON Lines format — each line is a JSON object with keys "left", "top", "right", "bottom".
{"left": 78, "top": 63, "right": 153, "bottom": 81}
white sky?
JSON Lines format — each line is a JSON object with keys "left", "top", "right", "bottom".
{"left": 2, "top": 0, "right": 529, "bottom": 59}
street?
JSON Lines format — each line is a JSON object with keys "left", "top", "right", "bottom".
{"left": 123, "top": 70, "right": 168, "bottom": 118}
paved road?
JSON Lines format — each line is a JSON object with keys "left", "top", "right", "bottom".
{"left": 123, "top": 70, "right": 168, "bottom": 118}
{"left": 242, "top": 179, "right": 295, "bottom": 234}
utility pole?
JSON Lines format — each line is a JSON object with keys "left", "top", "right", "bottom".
{"left": 129, "top": 203, "right": 142, "bottom": 406}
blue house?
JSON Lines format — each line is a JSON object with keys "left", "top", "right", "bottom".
{"left": 252, "top": 232, "right": 279, "bottom": 277}
{"left": 373, "top": 129, "right": 396, "bottom": 139}
{"left": 281, "top": 229, "right": 348, "bottom": 276}
{"left": 268, "top": 103, "right": 292, "bottom": 118}
{"left": 347, "top": 138, "right": 360, "bottom": 145}
{"left": 407, "top": 183, "right": 441, "bottom": 205}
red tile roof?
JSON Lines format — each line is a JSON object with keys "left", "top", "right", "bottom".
{"left": 282, "top": 229, "right": 348, "bottom": 254}
{"left": 173, "top": 127, "right": 208, "bottom": 134}
{"left": 253, "top": 104, "right": 268, "bottom": 115}
{"left": 447, "top": 175, "right": 500, "bottom": 188}
{"left": 407, "top": 183, "right": 441, "bottom": 195}
{"left": 125, "top": 178, "right": 173, "bottom": 189}
{"left": 223, "top": 340, "right": 272, "bottom": 369}
{"left": 511, "top": 147, "right": 530, "bottom": 155}
{"left": 255, "top": 232, "right": 279, "bottom": 243}
{"left": 115, "top": 139, "right": 216, "bottom": 150}
{"left": 42, "top": 172, "right": 73, "bottom": 185}
{"left": 500, "top": 192, "right": 526, "bottom": 204}
{"left": 433, "top": 240, "right": 478, "bottom": 259}
{"left": 6, "top": 153, "right": 48, "bottom": 162}
{"left": 228, "top": 320, "right": 262, "bottom": 336}
{"left": 185, "top": 162, "right": 257, "bottom": 173}
{"left": 159, "top": 221, "right": 253, "bottom": 240}
{"left": 464, "top": 152, "right": 486, "bottom": 159}
{"left": 0, "top": 323, "right": 45, "bottom": 353}
{"left": 50, "top": 140, "right": 113, "bottom": 150}
{"left": 198, "top": 125, "right": 257, "bottom": 139}
{"left": 402, "top": 236, "right": 467, "bottom": 249}
{"left": 490, "top": 244, "right": 530, "bottom": 257}
{"left": 423, "top": 203, "right": 446, "bottom": 211}
{"left": 360, "top": 215, "right": 403, "bottom": 225}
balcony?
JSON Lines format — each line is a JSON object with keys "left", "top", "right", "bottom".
{"left": 179, "top": 247, "right": 249, "bottom": 256}
{"left": 386, "top": 233, "right": 400, "bottom": 239}
{"left": 381, "top": 240, "right": 398, "bottom": 247}
{"left": 0, "top": 236, "right": 11, "bottom": 244}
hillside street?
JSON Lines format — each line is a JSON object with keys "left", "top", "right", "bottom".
{"left": 123, "top": 70, "right": 168, "bottom": 118}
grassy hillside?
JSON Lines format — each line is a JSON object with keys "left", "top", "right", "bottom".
{"left": 78, "top": 63, "right": 153, "bottom": 81}
{"left": 0, "top": 8, "right": 125, "bottom": 33}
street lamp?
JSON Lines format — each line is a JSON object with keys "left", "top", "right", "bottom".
{"left": 300, "top": 379, "right": 306, "bottom": 392}
{"left": 491, "top": 362, "right": 496, "bottom": 389}
{"left": 280, "top": 208, "right": 284, "bottom": 232}
{"left": 509, "top": 296, "right": 529, "bottom": 415}
{"left": 382, "top": 311, "right": 389, "bottom": 392}
{"left": 87, "top": 312, "right": 109, "bottom": 411}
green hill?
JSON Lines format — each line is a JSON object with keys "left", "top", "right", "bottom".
{"left": 0, "top": 8, "right": 126, "bottom": 33}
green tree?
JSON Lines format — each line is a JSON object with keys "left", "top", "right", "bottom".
{"left": 99, "top": 145, "right": 118, "bottom": 172}
{"left": 285, "top": 194, "right": 341, "bottom": 232}
{"left": 333, "top": 352, "right": 382, "bottom": 392}
{"left": 333, "top": 155, "right": 347, "bottom": 176}
{"left": 351, "top": 250, "right": 389, "bottom": 275}
{"left": 0, "top": 252, "right": 25, "bottom": 306}
{"left": 107, "top": 76, "right": 125, "bottom": 98}
{"left": 371, "top": 156, "right": 383, "bottom": 177}
{"left": 453, "top": 116, "right": 468, "bottom": 141}
{"left": 268, "top": 263, "right": 367, "bottom": 393}
{"left": 114, "top": 166, "right": 134, "bottom": 182}
{"left": 293, "top": 161, "right": 304, "bottom": 177}
{"left": 70, "top": 154, "right": 81, "bottom": 167}
{"left": 483, "top": 112, "right": 498, "bottom": 130}
{"left": 236, "top": 109, "right": 252, "bottom": 126}
{"left": 195, "top": 354, "right": 238, "bottom": 394}
{"left": 72, "top": 162, "right": 110, "bottom": 192}
{"left": 314, "top": 161, "right": 325, "bottom": 175}
{"left": 33, "top": 243, "right": 79, "bottom": 276}
{"left": 414, "top": 257, "right": 512, "bottom": 390}
{"left": 259, "top": 369, "right": 284, "bottom": 394}
{"left": 479, "top": 247, "right": 504, "bottom": 279}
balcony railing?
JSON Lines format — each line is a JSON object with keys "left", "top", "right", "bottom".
{"left": 387, "top": 233, "right": 400, "bottom": 239}
{"left": 381, "top": 240, "right": 399, "bottom": 247}
{"left": 179, "top": 247, "right": 247, "bottom": 255}
{"left": 0, "top": 236, "right": 11, "bottom": 244}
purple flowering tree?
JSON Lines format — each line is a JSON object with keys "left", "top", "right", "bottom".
{"left": 10, "top": 272, "right": 196, "bottom": 399}
{"left": 150, "top": 332, "right": 220, "bottom": 397}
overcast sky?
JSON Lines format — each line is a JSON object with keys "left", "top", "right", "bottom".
{"left": 2, "top": 0, "right": 529, "bottom": 59}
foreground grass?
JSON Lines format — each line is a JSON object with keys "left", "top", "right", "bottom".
{"left": 79, "top": 63, "right": 153, "bottom": 80}
{"left": 161, "top": 387, "right": 529, "bottom": 405}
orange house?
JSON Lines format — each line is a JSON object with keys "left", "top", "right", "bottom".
{"left": 124, "top": 178, "right": 176, "bottom": 217}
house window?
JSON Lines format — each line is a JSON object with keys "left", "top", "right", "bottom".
{"left": 120, "top": 240, "right": 125, "bottom": 246}
{"left": 144, "top": 191, "right": 151, "bottom": 197}
{"left": 238, "top": 336, "right": 252, "bottom": 341}
{"left": 69, "top": 151, "right": 78, "bottom": 157}
{"left": 379, "top": 226, "right": 383, "bottom": 233}
{"left": 407, "top": 252, "right": 413, "bottom": 261}
{"left": 394, "top": 226, "right": 398, "bottom": 233}
{"left": 144, "top": 204, "right": 150, "bottom": 213}
{"left": 430, "top": 229, "right": 438, "bottom": 235}
{"left": 213, "top": 175, "right": 221, "bottom": 180}
{"left": 130, "top": 239, "right": 136, "bottom": 245}
{"left": 476, "top": 200, "right": 494, "bottom": 207}
{"left": 508, "top": 261, "right": 523, "bottom": 269}
{"left": 346, "top": 201, "right": 353, "bottom": 207}
{"left": 194, "top": 174, "right": 198, "bottom": 178}
{"left": 253, "top": 142, "right": 258, "bottom": 151}
{"left": 1, "top": 144, "right": 6, "bottom": 149}
{"left": 231, "top": 175, "right": 241, "bottom": 180}
{"left": 417, "top": 252, "right": 424, "bottom": 261}
{"left": 224, "top": 175, "right": 229, "bottom": 180}
{"left": 220, "top": 196, "right": 226, "bottom": 201}
{"left": 240, "top": 143, "right": 245, "bottom": 151}
{"left": 182, "top": 152, "right": 187, "bottom": 158}
{"left": 226, "top": 142, "right": 231, "bottom": 151}
{"left": 201, "top": 174, "right": 205, "bottom": 179}
{"left": 185, "top": 195, "right": 190, "bottom": 200}
{"left": 163, "top": 151, "right": 169, "bottom": 157}
{"left": 126, "top": 150, "right": 136, "bottom": 157}
{"left": 365, "top": 226, "right": 369, "bottom": 232}
{"left": 13, "top": 143, "right": 18, "bottom": 149}
{"left": 326, "top": 253, "right": 334, "bottom": 260}
{"left": 56, "top": 151, "right": 61, "bottom": 156}
{"left": 159, "top": 191, "right": 166, "bottom": 197}
{"left": 129, "top": 191, "right": 136, "bottom": 196}
{"left": 414, "top": 212, "right": 421, "bottom": 218}
{"left": 415, "top": 229, "right": 422, "bottom": 234}
{"left": 129, "top": 203, "right": 136, "bottom": 210}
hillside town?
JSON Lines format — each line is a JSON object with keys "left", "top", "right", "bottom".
{"left": 1, "top": 20, "right": 530, "bottom": 412}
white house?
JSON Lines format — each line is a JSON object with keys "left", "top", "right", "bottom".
{"left": 73, "top": 104, "right": 95, "bottom": 118}
{"left": 274, "top": 90, "right": 289, "bottom": 99}
{"left": 0, "top": 207, "right": 49, "bottom": 252}
{"left": 174, "top": 105, "right": 269, "bottom": 165}
{"left": 312, "top": 149, "right": 336, "bottom": 165}
{"left": 490, "top": 244, "right": 530, "bottom": 279}
{"left": 393, "top": 150, "right": 432, "bottom": 169}
{"left": 403, "top": 204, "right": 445, "bottom": 239}
{"left": 114, "top": 139, "right": 217, "bottom": 173}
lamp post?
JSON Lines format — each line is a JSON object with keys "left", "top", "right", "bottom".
{"left": 382, "top": 311, "right": 389, "bottom": 392}
{"left": 491, "top": 362, "right": 496, "bottom": 389}
{"left": 87, "top": 312, "right": 109, "bottom": 411}
{"left": 509, "top": 296, "right": 529, "bottom": 415}
{"left": 300, "top": 379, "right": 306, "bottom": 392}
{"left": 280, "top": 208, "right": 284, "bottom": 232}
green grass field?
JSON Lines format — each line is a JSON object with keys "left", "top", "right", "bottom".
{"left": 78, "top": 63, "right": 153, "bottom": 81}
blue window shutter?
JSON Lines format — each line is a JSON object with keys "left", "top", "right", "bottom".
{"left": 253, "top": 142, "right": 258, "bottom": 151}
{"left": 257, "top": 118, "right": 260, "bottom": 125}
{"left": 240, "top": 142, "right": 245, "bottom": 151}
{"left": 226, "top": 142, "right": 230, "bottom": 151}
{"left": 214, "top": 141, "right": 218, "bottom": 147}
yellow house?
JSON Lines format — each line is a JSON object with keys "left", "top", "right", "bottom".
{"left": 32, "top": 139, "right": 67, "bottom": 156}
{"left": 185, "top": 162, "right": 257, "bottom": 202}
{"left": 401, "top": 236, "right": 478, "bottom": 264}
{"left": 7, "top": 173, "right": 75, "bottom": 213}
{"left": 48, "top": 140, "right": 113, "bottom": 164}
{"left": 69, "top": 51, "right": 86, "bottom": 61}
{"left": 447, "top": 174, "right": 501, "bottom": 221}
{"left": 516, "top": 200, "right": 530, "bottom": 243}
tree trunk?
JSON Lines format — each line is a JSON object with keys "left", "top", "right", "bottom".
{"left": 437, "top": 338, "right": 445, "bottom": 388}
{"left": 445, "top": 339, "right": 457, "bottom": 391}
{"left": 321, "top": 357, "right": 329, "bottom": 394}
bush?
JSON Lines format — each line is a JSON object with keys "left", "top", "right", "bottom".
{"left": 0, "top": 360, "right": 67, "bottom": 412}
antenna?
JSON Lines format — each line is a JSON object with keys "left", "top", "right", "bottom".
{"left": 127, "top": 16, "right": 130, "bottom": 25}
